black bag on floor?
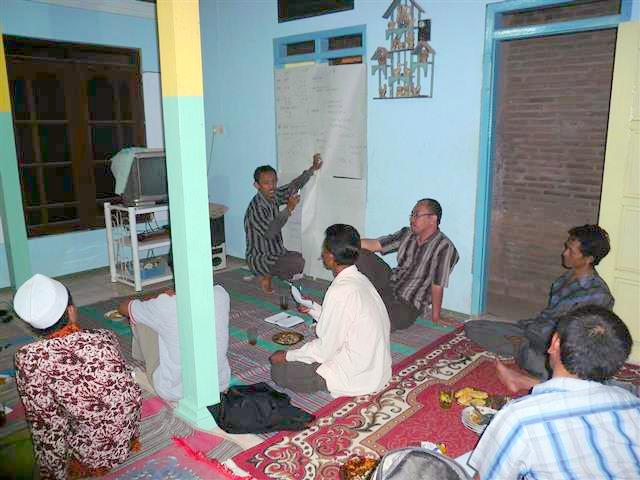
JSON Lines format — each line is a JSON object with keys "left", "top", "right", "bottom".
{"left": 207, "top": 382, "right": 315, "bottom": 434}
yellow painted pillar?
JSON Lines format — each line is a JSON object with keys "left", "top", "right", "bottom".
{"left": 156, "top": 0, "right": 219, "bottom": 428}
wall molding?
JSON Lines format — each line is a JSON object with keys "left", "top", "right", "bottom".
{"left": 28, "top": 0, "right": 155, "bottom": 19}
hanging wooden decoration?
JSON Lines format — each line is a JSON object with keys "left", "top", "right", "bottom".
{"left": 371, "top": 0, "right": 435, "bottom": 99}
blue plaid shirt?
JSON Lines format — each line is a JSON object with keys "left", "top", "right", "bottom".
{"left": 519, "top": 270, "right": 613, "bottom": 351}
{"left": 469, "top": 377, "right": 640, "bottom": 479}
{"left": 540, "top": 270, "right": 613, "bottom": 320}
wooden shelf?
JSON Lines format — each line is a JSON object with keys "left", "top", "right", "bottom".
{"left": 123, "top": 232, "right": 171, "bottom": 251}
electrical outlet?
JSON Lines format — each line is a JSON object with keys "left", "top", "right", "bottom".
{"left": 213, "top": 125, "right": 224, "bottom": 135}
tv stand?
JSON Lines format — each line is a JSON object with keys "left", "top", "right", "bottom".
{"left": 104, "top": 202, "right": 227, "bottom": 291}
{"left": 104, "top": 203, "right": 173, "bottom": 291}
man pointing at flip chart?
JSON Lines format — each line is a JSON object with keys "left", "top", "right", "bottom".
{"left": 244, "top": 153, "right": 322, "bottom": 294}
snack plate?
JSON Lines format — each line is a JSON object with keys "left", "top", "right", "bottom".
{"left": 340, "top": 455, "right": 379, "bottom": 480}
{"left": 272, "top": 331, "right": 304, "bottom": 346}
{"left": 104, "top": 309, "right": 125, "bottom": 321}
{"left": 461, "top": 406, "right": 497, "bottom": 435}
{"left": 455, "top": 387, "right": 489, "bottom": 407}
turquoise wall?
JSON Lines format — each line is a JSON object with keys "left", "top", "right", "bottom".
{"left": 200, "top": 0, "right": 493, "bottom": 314}
{"left": 1, "top": 0, "right": 637, "bottom": 309}
{"left": 0, "top": 0, "right": 159, "bottom": 288}
{"left": 200, "top": 0, "right": 639, "bottom": 315}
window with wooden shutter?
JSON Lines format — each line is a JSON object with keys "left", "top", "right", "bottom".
{"left": 4, "top": 36, "right": 146, "bottom": 237}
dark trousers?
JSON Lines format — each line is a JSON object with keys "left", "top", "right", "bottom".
{"left": 465, "top": 320, "right": 640, "bottom": 395}
{"left": 270, "top": 250, "right": 305, "bottom": 281}
{"left": 355, "top": 249, "right": 419, "bottom": 332}
{"left": 464, "top": 320, "right": 549, "bottom": 379}
{"left": 271, "top": 361, "right": 328, "bottom": 393}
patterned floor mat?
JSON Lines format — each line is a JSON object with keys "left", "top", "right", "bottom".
{"left": 75, "top": 268, "right": 467, "bottom": 418}
{"left": 232, "top": 329, "right": 640, "bottom": 480}
{"left": 0, "top": 266, "right": 468, "bottom": 477}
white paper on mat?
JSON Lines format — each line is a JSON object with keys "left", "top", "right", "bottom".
{"left": 264, "top": 312, "right": 305, "bottom": 328}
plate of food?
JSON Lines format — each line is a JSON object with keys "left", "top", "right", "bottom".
{"left": 461, "top": 405, "right": 497, "bottom": 434}
{"left": 104, "top": 309, "right": 125, "bottom": 321}
{"left": 340, "top": 455, "right": 379, "bottom": 480}
{"left": 455, "top": 387, "right": 489, "bottom": 407}
{"left": 272, "top": 331, "right": 304, "bottom": 346}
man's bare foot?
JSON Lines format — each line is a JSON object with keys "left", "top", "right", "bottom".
{"left": 433, "top": 316, "right": 459, "bottom": 327}
{"left": 495, "top": 359, "right": 539, "bottom": 394}
{"left": 259, "top": 275, "right": 274, "bottom": 294}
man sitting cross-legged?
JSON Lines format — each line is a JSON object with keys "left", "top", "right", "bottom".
{"left": 244, "top": 154, "right": 322, "bottom": 294}
{"left": 118, "top": 255, "right": 231, "bottom": 402}
{"left": 469, "top": 305, "right": 640, "bottom": 480}
{"left": 465, "top": 224, "right": 613, "bottom": 380}
{"left": 358, "top": 198, "right": 459, "bottom": 330}
{"left": 269, "top": 224, "right": 392, "bottom": 398}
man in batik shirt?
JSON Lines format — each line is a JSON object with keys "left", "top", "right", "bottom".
{"left": 13, "top": 274, "right": 141, "bottom": 479}
{"left": 244, "top": 153, "right": 322, "bottom": 293}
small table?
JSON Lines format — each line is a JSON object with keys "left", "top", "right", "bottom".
{"left": 105, "top": 202, "right": 173, "bottom": 291}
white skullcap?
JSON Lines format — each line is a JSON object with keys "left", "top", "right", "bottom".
{"left": 13, "top": 274, "right": 69, "bottom": 330}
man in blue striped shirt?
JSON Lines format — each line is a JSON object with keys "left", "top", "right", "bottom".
{"left": 469, "top": 305, "right": 639, "bottom": 480}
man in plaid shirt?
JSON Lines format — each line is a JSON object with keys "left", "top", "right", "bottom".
{"left": 469, "top": 306, "right": 639, "bottom": 480}
{"left": 465, "top": 224, "right": 613, "bottom": 380}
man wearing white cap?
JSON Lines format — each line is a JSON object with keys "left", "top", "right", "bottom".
{"left": 13, "top": 274, "right": 141, "bottom": 479}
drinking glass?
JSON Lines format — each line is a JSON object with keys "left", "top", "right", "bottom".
{"left": 246, "top": 327, "right": 258, "bottom": 346}
{"left": 438, "top": 388, "right": 453, "bottom": 409}
{"left": 279, "top": 295, "right": 289, "bottom": 311}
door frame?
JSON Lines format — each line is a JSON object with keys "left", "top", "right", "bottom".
{"left": 471, "top": 0, "right": 633, "bottom": 314}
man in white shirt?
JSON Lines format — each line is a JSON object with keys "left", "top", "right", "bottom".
{"left": 269, "top": 224, "right": 392, "bottom": 398}
{"left": 118, "top": 259, "right": 231, "bottom": 402}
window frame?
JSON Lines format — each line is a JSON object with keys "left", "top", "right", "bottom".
{"left": 273, "top": 25, "right": 366, "bottom": 68}
{"left": 5, "top": 36, "right": 145, "bottom": 237}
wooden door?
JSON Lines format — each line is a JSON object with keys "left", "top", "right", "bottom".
{"left": 599, "top": 21, "right": 640, "bottom": 362}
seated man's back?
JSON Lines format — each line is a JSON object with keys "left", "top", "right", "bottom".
{"left": 15, "top": 329, "right": 142, "bottom": 478}
{"left": 271, "top": 224, "right": 392, "bottom": 398}
{"left": 469, "top": 306, "right": 640, "bottom": 480}
{"left": 128, "top": 285, "right": 231, "bottom": 400}
{"left": 314, "top": 265, "right": 391, "bottom": 396}
{"left": 472, "top": 378, "right": 639, "bottom": 479}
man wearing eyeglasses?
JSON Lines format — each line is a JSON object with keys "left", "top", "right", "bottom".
{"left": 358, "top": 198, "right": 459, "bottom": 330}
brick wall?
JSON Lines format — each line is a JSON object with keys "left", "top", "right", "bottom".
{"left": 488, "top": 28, "right": 617, "bottom": 304}
{"left": 501, "top": 0, "right": 620, "bottom": 27}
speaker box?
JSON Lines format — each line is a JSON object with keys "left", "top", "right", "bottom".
{"left": 210, "top": 215, "right": 225, "bottom": 247}
{"left": 212, "top": 243, "right": 226, "bottom": 271}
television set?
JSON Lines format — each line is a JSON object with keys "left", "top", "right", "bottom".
{"left": 122, "top": 149, "right": 169, "bottom": 206}
{"left": 278, "top": 0, "right": 354, "bottom": 23}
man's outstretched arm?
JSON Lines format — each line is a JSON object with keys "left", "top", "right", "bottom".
{"left": 361, "top": 239, "right": 382, "bottom": 252}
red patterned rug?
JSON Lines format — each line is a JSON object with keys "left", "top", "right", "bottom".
{"left": 232, "top": 329, "right": 510, "bottom": 479}
{"left": 232, "top": 328, "right": 640, "bottom": 480}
